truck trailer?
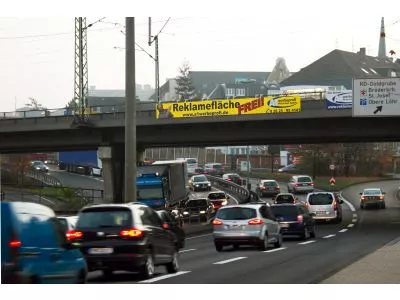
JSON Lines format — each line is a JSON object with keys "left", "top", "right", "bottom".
{"left": 136, "top": 160, "right": 188, "bottom": 209}
{"left": 58, "top": 150, "right": 102, "bottom": 176}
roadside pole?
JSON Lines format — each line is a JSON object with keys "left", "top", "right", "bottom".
{"left": 124, "top": 17, "right": 136, "bottom": 203}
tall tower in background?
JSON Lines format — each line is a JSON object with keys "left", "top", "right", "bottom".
{"left": 378, "top": 17, "right": 387, "bottom": 58}
{"left": 74, "top": 17, "right": 89, "bottom": 115}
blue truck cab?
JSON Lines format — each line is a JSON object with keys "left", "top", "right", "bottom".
{"left": 136, "top": 161, "right": 189, "bottom": 210}
{"left": 1, "top": 201, "right": 87, "bottom": 284}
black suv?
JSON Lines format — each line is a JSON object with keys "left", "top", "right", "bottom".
{"left": 68, "top": 203, "right": 179, "bottom": 279}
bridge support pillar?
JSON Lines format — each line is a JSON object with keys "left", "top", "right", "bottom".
{"left": 137, "top": 146, "right": 145, "bottom": 165}
{"left": 98, "top": 147, "right": 114, "bottom": 204}
{"left": 111, "top": 145, "right": 125, "bottom": 203}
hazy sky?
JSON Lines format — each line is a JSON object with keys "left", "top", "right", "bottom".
{"left": 1, "top": 0, "right": 399, "bottom": 112}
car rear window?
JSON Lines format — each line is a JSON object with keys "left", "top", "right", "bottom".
{"left": 308, "top": 193, "right": 333, "bottom": 205}
{"left": 263, "top": 181, "right": 277, "bottom": 186}
{"left": 363, "top": 189, "right": 381, "bottom": 195}
{"left": 57, "top": 218, "right": 69, "bottom": 231}
{"left": 186, "top": 159, "right": 197, "bottom": 164}
{"left": 76, "top": 207, "right": 132, "bottom": 228}
{"left": 275, "top": 195, "right": 294, "bottom": 203}
{"left": 271, "top": 206, "right": 298, "bottom": 217}
{"left": 212, "top": 164, "right": 222, "bottom": 170}
{"left": 216, "top": 207, "right": 256, "bottom": 220}
{"left": 297, "top": 177, "right": 312, "bottom": 183}
{"left": 208, "top": 193, "right": 226, "bottom": 200}
{"left": 187, "top": 200, "right": 208, "bottom": 207}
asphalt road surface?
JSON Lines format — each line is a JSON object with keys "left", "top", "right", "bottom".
{"left": 86, "top": 179, "right": 400, "bottom": 284}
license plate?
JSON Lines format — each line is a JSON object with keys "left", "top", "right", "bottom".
{"left": 303, "top": 184, "right": 308, "bottom": 186}
{"left": 88, "top": 248, "right": 113, "bottom": 254}
{"left": 280, "top": 223, "right": 289, "bottom": 228}
{"left": 316, "top": 211, "right": 325, "bottom": 215}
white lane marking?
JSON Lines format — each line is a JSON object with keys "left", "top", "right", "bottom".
{"left": 298, "top": 240, "right": 316, "bottom": 245}
{"left": 179, "top": 249, "right": 196, "bottom": 253}
{"left": 139, "top": 271, "right": 191, "bottom": 283}
{"left": 186, "top": 233, "right": 213, "bottom": 240}
{"left": 213, "top": 257, "right": 247, "bottom": 264}
{"left": 323, "top": 234, "right": 336, "bottom": 239}
{"left": 263, "top": 247, "right": 287, "bottom": 253}
{"left": 352, "top": 219, "right": 358, "bottom": 223}
{"left": 353, "top": 214, "right": 358, "bottom": 218}
{"left": 347, "top": 223, "right": 355, "bottom": 228}
{"left": 341, "top": 196, "right": 356, "bottom": 212}
{"left": 339, "top": 229, "right": 348, "bottom": 233}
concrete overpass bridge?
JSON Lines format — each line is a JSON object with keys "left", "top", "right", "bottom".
{"left": 1, "top": 100, "right": 399, "bottom": 202}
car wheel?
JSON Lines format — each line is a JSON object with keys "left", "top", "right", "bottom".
{"left": 301, "top": 227, "right": 309, "bottom": 240}
{"left": 215, "top": 242, "right": 223, "bottom": 252}
{"left": 76, "top": 270, "right": 87, "bottom": 284}
{"left": 233, "top": 244, "right": 240, "bottom": 250}
{"left": 310, "top": 226, "right": 316, "bottom": 238}
{"left": 140, "top": 250, "right": 155, "bottom": 279}
{"left": 102, "top": 269, "right": 113, "bottom": 278}
{"left": 273, "top": 234, "right": 282, "bottom": 248}
{"left": 360, "top": 203, "right": 364, "bottom": 210}
{"left": 259, "top": 233, "right": 269, "bottom": 251}
{"left": 381, "top": 203, "right": 386, "bottom": 209}
{"left": 165, "top": 250, "right": 179, "bottom": 274}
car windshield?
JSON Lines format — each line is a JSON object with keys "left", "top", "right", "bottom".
{"left": 263, "top": 181, "right": 277, "bottom": 186}
{"left": 275, "top": 195, "right": 295, "bottom": 203}
{"left": 216, "top": 207, "right": 256, "bottom": 220}
{"left": 186, "top": 200, "right": 208, "bottom": 207}
{"left": 208, "top": 192, "right": 226, "bottom": 200}
{"left": 193, "top": 176, "right": 207, "bottom": 182}
{"left": 308, "top": 193, "right": 333, "bottom": 205}
{"left": 77, "top": 208, "right": 132, "bottom": 228}
{"left": 363, "top": 189, "right": 381, "bottom": 195}
{"left": 297, "top": 177, "right": 312, "bottom": 183}
{"left": 137, "top": 186, "right": 164, "bottom": 200}
{"left": 271, "top": 206, "right": 298, "bottom": 217}
{"left": 57, "top": 218, "right": 69, "bottom": 232}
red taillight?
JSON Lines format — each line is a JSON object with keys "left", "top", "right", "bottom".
{"left": 212, "top": 219, "right": 223, "bottom": 225}
{"left": 295, "top": 183, "right": 300, "bottom": 187}
{"left": 162, "top": 223, "right": 169, "bottom": 229}
{"left": 120, "top": 228, "right": 143, "bottom": 238}
{"left": 227, "top": 178, "right": 232, "bottom": 181}
{"left": 9, "top": 240, "right": 21, "bottom": 248}
{"left": 297, "top": 215, "right": 303, "bottom": 223}
{"left": 66, "top": 230, "right": 83, "bottom": 241}
{"left": 248, "top": 219, "right": 264, "bottom": 225}
{"left": 310, "top": 183, "right": 314, "bottom": 186}
{"left": 261, "top": 186, "right": 266, "bottom": 190}
{"left": 333, "top": 201, "right": 338, "bottom": 210}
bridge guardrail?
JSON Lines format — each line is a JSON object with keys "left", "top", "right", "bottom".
{"left": 25, "top": 170, "right": 62, "bottom": 187}
{"left": 205, "top": 174, "right": 250, "bottom": 204}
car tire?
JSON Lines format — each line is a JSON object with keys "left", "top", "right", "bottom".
{"left": 140, "top": 250, "right": 155, "bottom": 279}
{"left": 215, "top": 243, "right": 223, "bottom": 252}
{"left": 360, "top": 203, "right": 364, "bottom": 210}
{"left": 102, "top": 269, "right": 113, "bottom": 278}
{"left": 165, "top": 250, "right": 179, "bottom": 274}
{"left": 381, "top": 203, "right": 386, "bottom": 209}
{"left": 301, "top": 227, "right": 310, "bottom": 240}
{"left": 310, "top": 226, "right": 316, "bottom": 238}
{"left": 76, "top": 270, "right": 87, "bottom": 284}
{"left": 259, "top": 233, "right": 269, "bottom": 251}
{"left": 273, "top": 234, "right": 282, "bottom": 248}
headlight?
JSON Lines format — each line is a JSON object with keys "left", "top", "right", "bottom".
{"left": 35, "top": 167, "right": 40, "bottom": 170}
{"left": 183, "top": 212, "right": 189, "bottom": 215}
{"left": 200, "top": 210, "right": 205, "bottom": 214}
{"left": 221, "top": 200, "right": 228, "bottom": 206}
{"left": 195, "top": 184, "right": 199, "bottom": 187}
{"left": 207, "top": 183, "right": 211, "bottom": 186}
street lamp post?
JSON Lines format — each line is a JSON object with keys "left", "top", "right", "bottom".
{"left": 246, "top": 145, "right": 250, "bottom": 190}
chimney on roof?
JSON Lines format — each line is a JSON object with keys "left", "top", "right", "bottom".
{"left": 358, "top": 47, "right": 366, "bottom": 56}
{"left": 378, "top": 17, "right": 387, "bottom": 58}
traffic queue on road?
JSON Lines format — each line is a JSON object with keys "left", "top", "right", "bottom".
{"left": 1, "top": 159, "right": 389, "bottom": 284}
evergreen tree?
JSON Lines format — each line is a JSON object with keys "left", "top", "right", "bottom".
{"left": 175, "top": 62, "right": 195, "bottom": 101}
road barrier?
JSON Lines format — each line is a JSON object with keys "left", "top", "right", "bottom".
{"left": 25, "top": 170, "right": 62, "bottom": 187}
{"left": 205, "top": 174, "right": 250, "bottom": 203}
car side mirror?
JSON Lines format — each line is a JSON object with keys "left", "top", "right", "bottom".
{"left": 359, "top": 192, "right": 362, "bottom": 195}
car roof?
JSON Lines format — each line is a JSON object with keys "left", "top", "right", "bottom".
{"left": 271, "top": 203, "right": 302, "bottom": 208}
{"left": 363, "top": 188, "right": 381, "bottom": 191}
{"left": 307, "top": 191, "right": 334, "bottom": 195}
{"left": 208, "top": 190, "right": 226, "bottom": 194}
{"left": 260, "top": 179, "right": 277, "bottom": 182}
{"left": 81, "top": 203, "right": 147, "bottom": 211}
{"left": 293, "top": 175, "right": 312, "bottom": 179}
{"left": 2, "top": 201, "right": 55, "bottom": 217}
{"left": 275, "top": 193, "right": 295, "bottom": 197}
{"left": 218, "top": 203, "right": 266, "bottom": 210}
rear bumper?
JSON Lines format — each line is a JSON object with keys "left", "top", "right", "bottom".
{"left": 279, "top": 223, "right": 307, "bottom": 235}
{"left": 85, "top": 253, "right": 147, "bottom": 272}
{"left": 361, "top": 200, "right": 384, "bottom": 206}
{"left": 214, "top": 236, "right": 262, "bottom": 245}
{"left": 260, "top": 190, "right": 280, "bottom": 196}
{"left": 213, "top": 231, "right": 262, "bottom": 243}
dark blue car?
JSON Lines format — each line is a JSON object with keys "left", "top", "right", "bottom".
{"left": 1, "top": 201, "right": 87, "bottom": 284}
{"left": 270, "top": 204, "right": 316, "bottom": 240}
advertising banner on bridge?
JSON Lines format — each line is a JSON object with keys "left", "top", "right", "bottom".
{"left": 325, "top": 90, "right": 352, "bottom": 109}
{"left": 156, "top": 95, "right": 301, "bottom": 119}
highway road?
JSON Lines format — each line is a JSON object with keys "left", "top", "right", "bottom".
{"left": 84, "top": 179, "right": 400, "bottom": 284}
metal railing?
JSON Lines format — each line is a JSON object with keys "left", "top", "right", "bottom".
{"left": 25, "top": 170, "right": 62, "bottom": 186}
{"left": 205, "top": 174, "right": 250, "bottom": 203}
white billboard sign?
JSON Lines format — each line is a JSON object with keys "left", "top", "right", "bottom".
{"left": 353, "top": 78, "right": 400, "bottom": 117}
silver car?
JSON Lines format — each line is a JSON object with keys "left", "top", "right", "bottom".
{"left": 188, "top": 175, "right": 212, "bottom": 191}
{"left": 305, "top": 192, "right": 343, "bottom": 223}
{"left": 212, "top": 204, "right": 283, "bottom": 251}
{"left": 359, "top": 188, "right": 386, "bottom": 209}
{"left": 287, "top": 175, "right": 314, "bottom": 194}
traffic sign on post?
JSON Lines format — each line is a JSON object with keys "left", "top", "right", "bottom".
{"left": 329, "top": 177, "right": 336, "bottom": 186}
{"left": 353, "top": 78, "right": 400, "bottom": 117}
{"left": 329, "top": 164, "right": 335, "bottom": 171}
